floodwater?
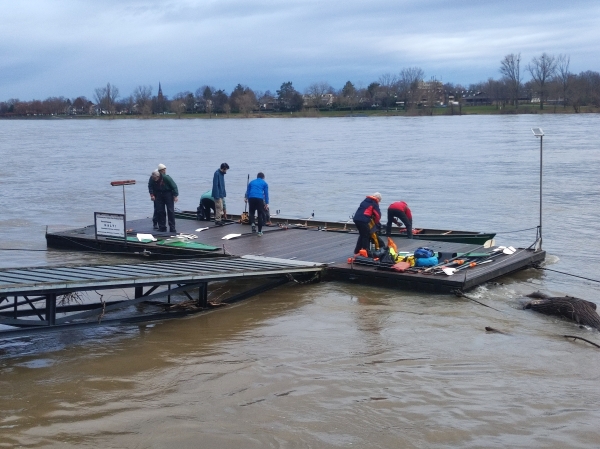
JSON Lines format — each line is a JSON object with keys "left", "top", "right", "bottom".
{"left": 1, "top": 115, "right": 599, "bottom": 448}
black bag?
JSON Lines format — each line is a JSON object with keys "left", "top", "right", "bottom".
{"left": 379, "top": 248, "right": 395, "bottom": 265}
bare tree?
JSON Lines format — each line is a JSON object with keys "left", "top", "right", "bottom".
{"left": 570, "top": 70, "right": 600, "bottom": 112}
{"left": 305, "top": 82, "right": 332, "bottom": 109}
{"left": 500, "top": 53, "right": 522, "bottom": 108}
{"left": 484, "top": 78, "right": 507, "bottom": 109}
{"left": 398, "top": 67, "right": 424, "bottom": 110}
{"left": 194, "top": 86, "right": 215, "bottom": 115}
{"left": 133, "top": 85, "right": 153, "bottom": 116}
{"left": 170, "top": 98, "right": 186, "bottom": 118}
{"left": 94, "top": 83, "right": 119, "bottom": 115}
{"left": 378, "top": 73, "right": 398, "bottom": 111}
{"left": 527, "top": 53, "right": 557, "bottom": 110}
{"left": 554, "top": 54, "right": 571, "bottom": 108}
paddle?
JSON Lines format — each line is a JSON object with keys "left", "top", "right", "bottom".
{"left": 422, "top": 239, "right": 495, "bottom": 274}
{"left": 441, "top": 246, "right": 515, "bottom": 275}
{"left": 244, "top": 174, "right": 249, "bottom": 213}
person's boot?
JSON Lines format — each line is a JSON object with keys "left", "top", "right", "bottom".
{"left": 251, "top": 224, "right": 256, "bottom": 233}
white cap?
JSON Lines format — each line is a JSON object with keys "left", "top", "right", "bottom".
{"left": 158, "top": 163, "right": 166, "bottom": 170}
{"left": 372, "top": 192, "right": 382, "bottom": 202}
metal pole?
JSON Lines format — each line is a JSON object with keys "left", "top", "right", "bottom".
{"left": 122, "top": 185, "right": 126, "bottom": 216}
{"left": 46, "top": 293, "right": 56, "bottom": 325}
{"left": 539, "top": 135, "right": 543, "bottom": 250}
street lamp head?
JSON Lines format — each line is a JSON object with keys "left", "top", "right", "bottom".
{"left": 532, "top": 127, "right": 544, "bottom": 137}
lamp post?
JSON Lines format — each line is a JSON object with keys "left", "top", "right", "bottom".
{"left": 531, "top": 128, "right": 544, "bottom": 250}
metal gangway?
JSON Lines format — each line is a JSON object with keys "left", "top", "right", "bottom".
{"left": 0, "top": 256, "right": 325, "bottom": 335}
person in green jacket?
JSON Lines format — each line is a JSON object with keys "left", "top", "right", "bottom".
{"left": 197, "top": 190, "right": 226, "bottom": 221}
{"left": 149, "top": 163, "right": 179, "bottom": 233}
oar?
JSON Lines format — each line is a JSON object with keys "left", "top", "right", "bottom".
{"left": 442, "top": 249, "right": 509, "bottom": 275}
{"left": 422, "top": 240, "right": 494, "bottom": 274}
{"left": 244, "top": 174, "right": 249, "bottom": 213}
{"left": 443, "top": 259, "right": 493, "bottom": 275}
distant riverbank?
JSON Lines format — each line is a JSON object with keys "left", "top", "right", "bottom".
{"left": 2, "top": 104, "right": 598, "bottom": 120}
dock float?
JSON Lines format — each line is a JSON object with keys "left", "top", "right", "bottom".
{"left": 45, "top": 214, "right": 546, "bottom": 294}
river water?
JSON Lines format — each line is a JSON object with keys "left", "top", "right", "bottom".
{"left": 1, "top": 115, "right": 599, "bottom": 448}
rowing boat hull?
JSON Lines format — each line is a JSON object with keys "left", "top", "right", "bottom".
{"left": 174, "top": 211, "right": 496, "bottom": 245}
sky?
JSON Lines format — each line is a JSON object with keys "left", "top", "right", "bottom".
{"left": 1, "top": 0, "right": 599, "bottom": 101}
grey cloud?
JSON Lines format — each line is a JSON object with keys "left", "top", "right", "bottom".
{"left": 1, "top": 0, "right": 599, "bottom": 100}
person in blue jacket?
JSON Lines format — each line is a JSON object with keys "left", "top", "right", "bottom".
{"left": 211, "top": 163, "right": 229, "bottom": 226}
{"left": 245, "top": 172, "right": 269, "bottom": 236}
{"left": 352, "top": 192, "right": 382, "bottom": 254}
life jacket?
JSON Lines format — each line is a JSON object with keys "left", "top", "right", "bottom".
{"left": 354, "top": 196, "right": 381, "bottom": 224}
{"left": 388, "top": 201, "right": 412, "bottom": 220}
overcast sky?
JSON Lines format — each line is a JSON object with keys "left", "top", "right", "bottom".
{"left": 2, "top": 0, "right": 599, "bottom": 101}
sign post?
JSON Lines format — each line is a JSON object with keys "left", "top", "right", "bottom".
{"left": 95, "top": 212, "right": 126, "bottom": 243}
{"left": 111, "top": 179, "right": 136, "bottom": 217}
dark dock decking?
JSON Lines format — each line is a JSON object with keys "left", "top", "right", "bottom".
{"left": 46, "top": 215, "right": 546, "bottom": 293}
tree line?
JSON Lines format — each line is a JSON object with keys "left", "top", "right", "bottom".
{"left": 2, "top": 52, "right": 600, "bottom": 117}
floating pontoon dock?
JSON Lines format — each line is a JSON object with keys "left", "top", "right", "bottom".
{"left": 45, "top": 215, "right": 546, "bottom": 293}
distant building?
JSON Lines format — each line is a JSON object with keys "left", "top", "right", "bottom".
{"left": 463, "top": 91, "right": 491, "bottom": 106}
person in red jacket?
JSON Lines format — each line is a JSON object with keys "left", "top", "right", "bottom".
{"left": 386, "top": 201, "right": 413, "bottom": 238}
{"left": 353, "top": 193, "right": 382, "bottom": 254}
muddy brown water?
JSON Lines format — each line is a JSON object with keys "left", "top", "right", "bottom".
{"left": 1, "top": 116, "right": 599, "bottom": 447}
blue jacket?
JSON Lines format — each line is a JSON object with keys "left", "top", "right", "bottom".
{"left": 353, "top": 196, "right": 381, "bottom": 224}
{"left": 212, "top": 169, "right": 226, "bottom": 199}
{"left": 246, "top": 178, "right": 269, "bottom": 204}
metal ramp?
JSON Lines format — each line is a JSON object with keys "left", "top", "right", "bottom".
{"left": 0, "top": 256, "right": 325, "bottom": 334}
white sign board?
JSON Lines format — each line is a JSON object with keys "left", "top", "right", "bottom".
{"left": 95, "top": 212, "right": 126, "bottom": 239}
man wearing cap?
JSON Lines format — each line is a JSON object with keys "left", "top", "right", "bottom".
{"left": 149, "top": 163, "right": 179, "bottom": 233}
{"left": 352, "top": 192, "right": 382, "bottom": 255}
{"left": 212, "top": 163, "right": 229, "bottom": 226}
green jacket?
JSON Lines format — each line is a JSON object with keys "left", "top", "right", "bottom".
{"left": 150, "top": 174, "right": 178, "bottom": 196}
{"left": 200, "top": 190, "right": 226, "bottom": 208}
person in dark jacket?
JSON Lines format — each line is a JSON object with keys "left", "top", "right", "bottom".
{"left": 212, "top": 163, "right": 229, "bottom": 226}
{"left": 148, "top": 170, "right": 160, "bottom": 229}
{"left": 353, "top": 192, "right": 382, "bottom": 254}
{"left": 245, "top": 172, "right": 269, "bottom": 236}
{"left": 386, "top": 201, "right": 413, "bottom": 238}
{"left": 149, "top": 163, "right": 179, "bottom": 233}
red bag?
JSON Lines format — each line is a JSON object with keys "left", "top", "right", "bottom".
{"left": 391, "top": 262, "right": 411, "bottom": 272}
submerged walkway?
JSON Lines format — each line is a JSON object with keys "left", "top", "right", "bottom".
{"left": 0, "top": 256, "right": 324, "bottom": 333}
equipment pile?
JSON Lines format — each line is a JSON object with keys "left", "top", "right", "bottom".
{"left": 349, "top": 241, "right": 516, "bottom": 276}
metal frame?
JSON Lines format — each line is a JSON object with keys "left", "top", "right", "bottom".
{"left": 0, "top": 256, "right": 324, "bottom": 334}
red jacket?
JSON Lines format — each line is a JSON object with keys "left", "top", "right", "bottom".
{"left": 388, "top": 201, "right": 412, "bottom": 220}
{"left": 354, "top": 196, "right": 382, "bottom": 224}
